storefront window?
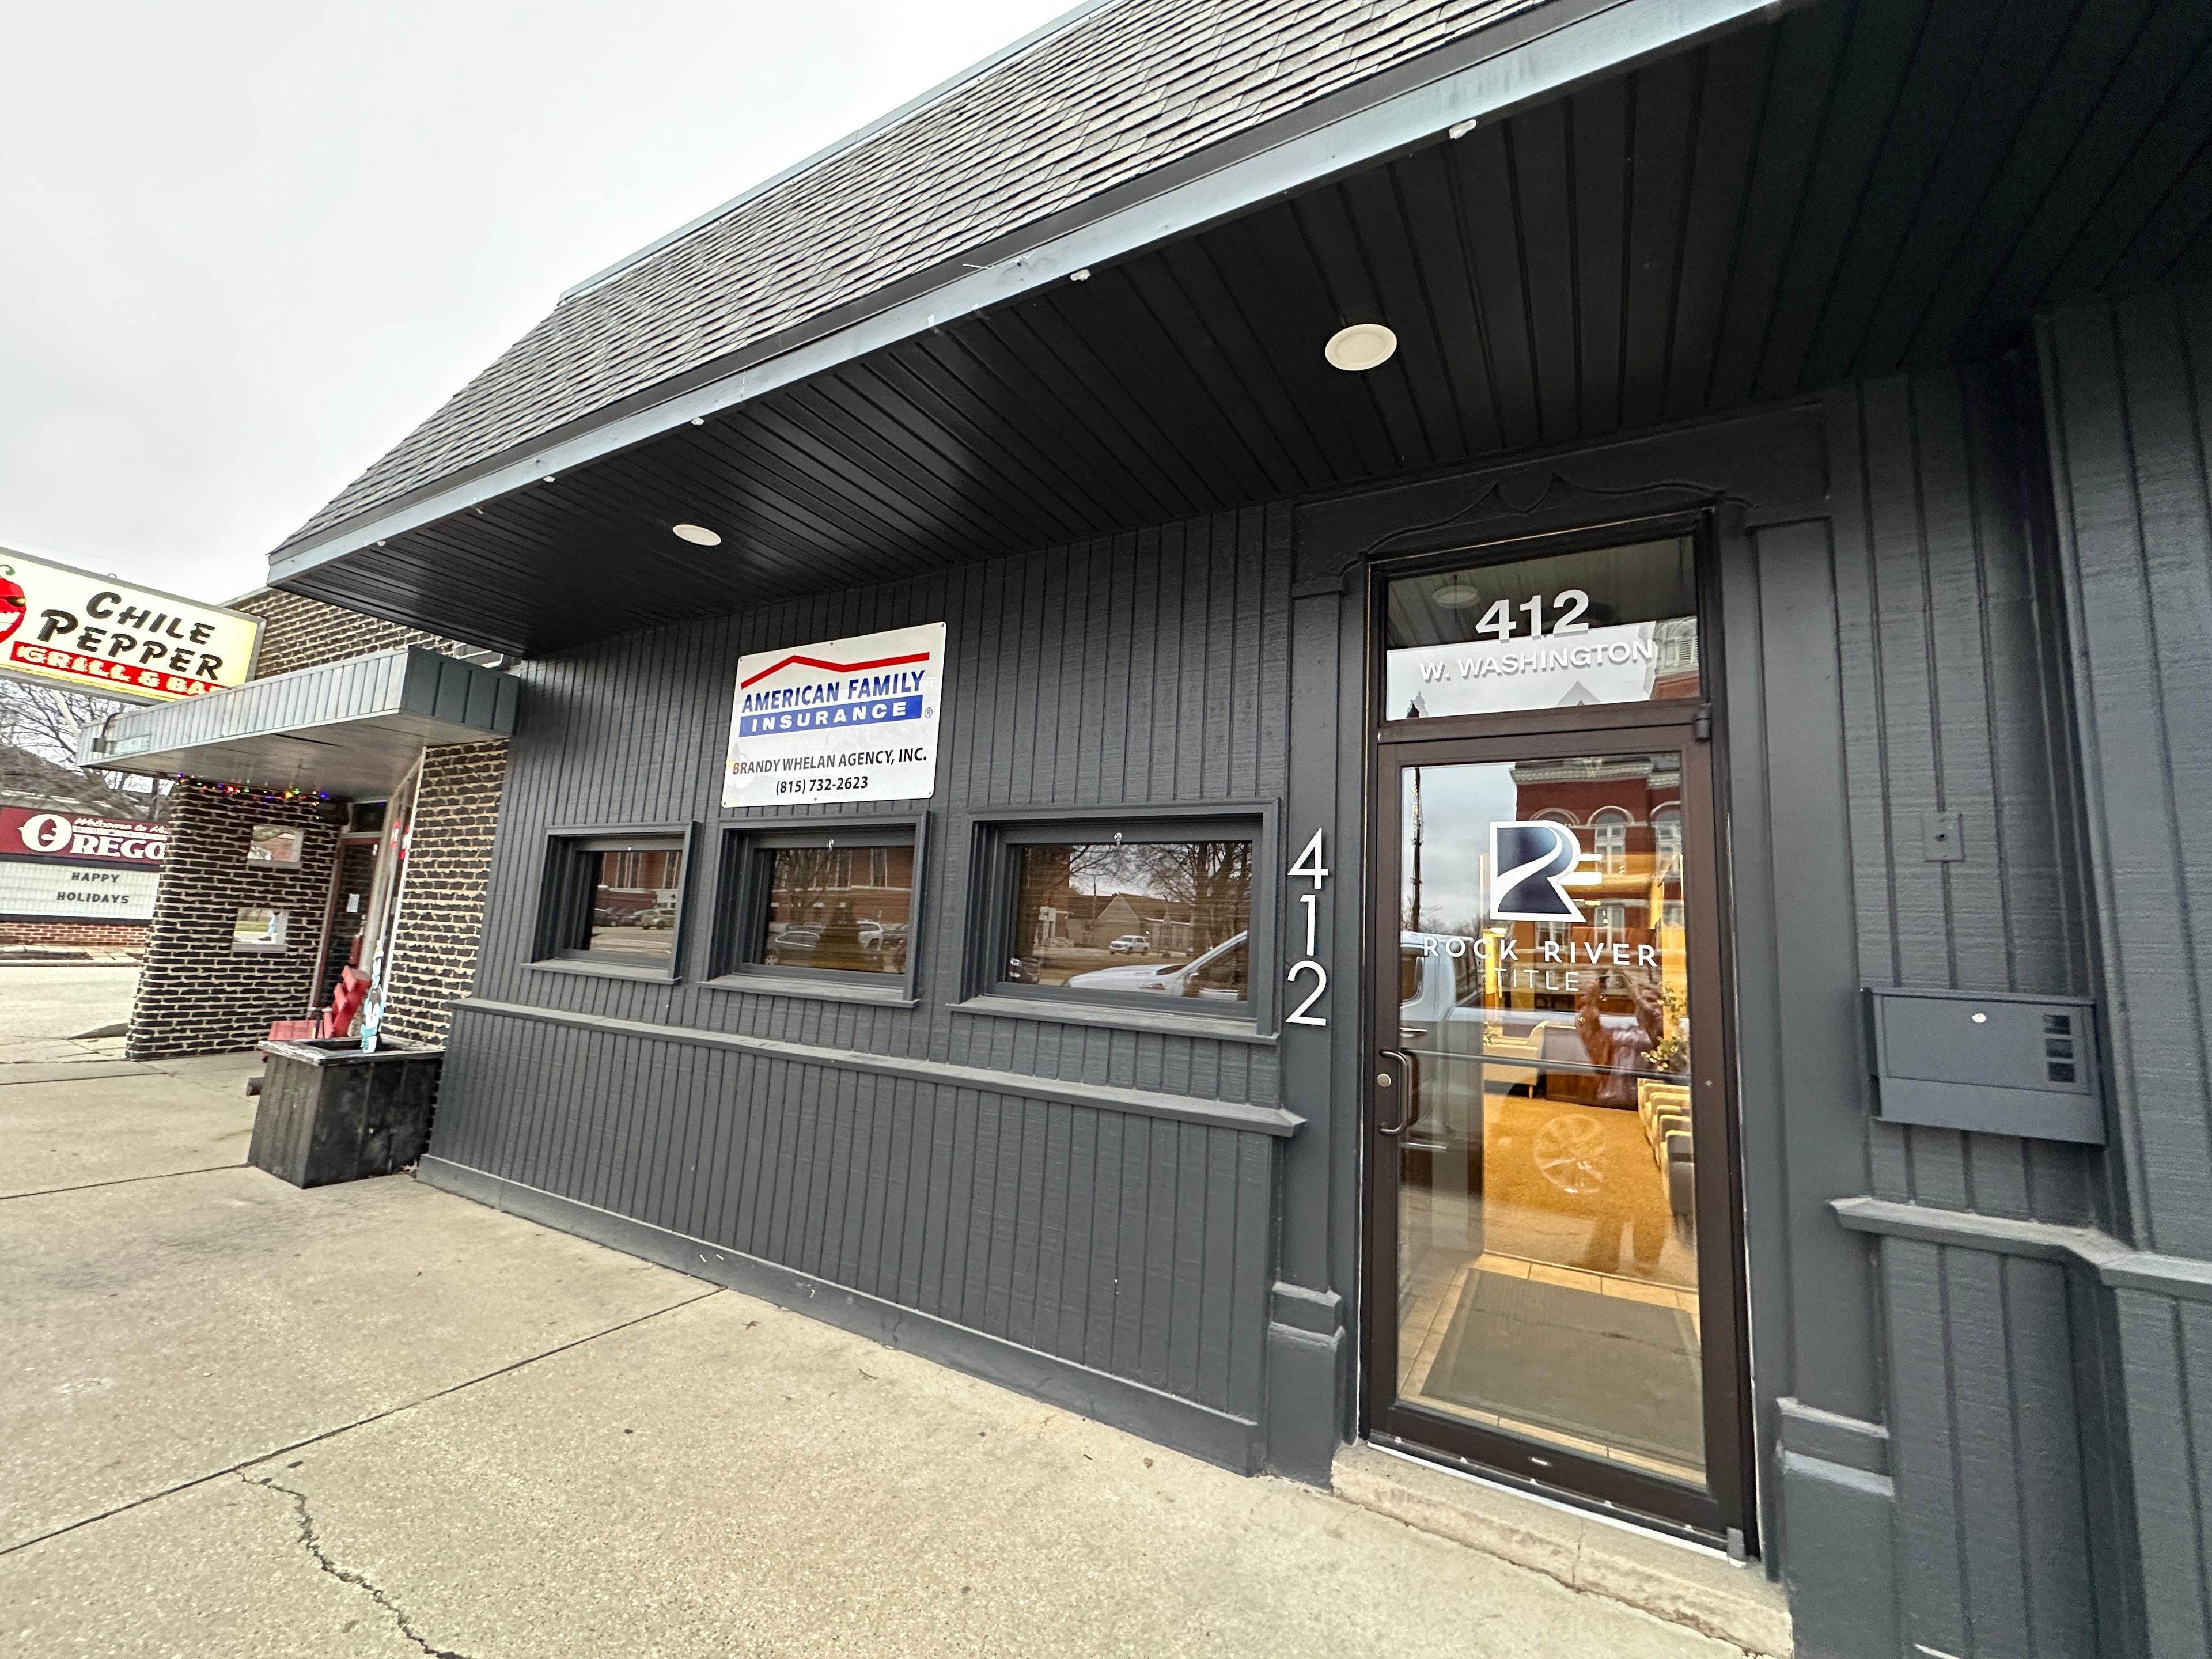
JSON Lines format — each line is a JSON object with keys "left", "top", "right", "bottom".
{"left": 753, "top": 841, "right": 914, "bottom": 975}
{"left": 536, "top": 830, "right": 691, "bottom": 971}
{"left": 584, "top": 844, "right": 685, "bottom": 962}
{"left": 1384, "top": 535, "right": 1700, "bottom": 719}
{"left": 1001, "top": 834, "right": 1251, "bottom": 1006}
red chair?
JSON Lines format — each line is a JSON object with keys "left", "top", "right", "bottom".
{"left": 322, "top": 967, "right": 372, "bottom": 1039}
{"left": 266, "top": 967, "right": 373, "bottom": 1044}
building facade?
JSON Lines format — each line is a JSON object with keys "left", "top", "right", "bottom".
{"left": 102, "top": 2, "right": 2212, "bottom": 1652}
{"left": 123, "top": 590, "right": 507, "bottom": 1058}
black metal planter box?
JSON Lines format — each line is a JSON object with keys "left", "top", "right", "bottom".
{"left": 248, "top": 1037, "right": 444, "bottom": 1188}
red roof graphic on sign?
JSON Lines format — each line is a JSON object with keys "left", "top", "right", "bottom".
{"left": 740, "top": 649, "right": 929, "bottom": 690}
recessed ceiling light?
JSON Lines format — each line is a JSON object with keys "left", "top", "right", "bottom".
{"left": 672, "top": 523, "right": 722, "bottom": 546}
{"left": 541, "top": 475, "right": 556, "bottom": 484}
{"left": 1325, "top": 323, "right": 1397, "bottom": 372}
{"left": 1433, "top": 582, "right": 1485, "bottom": 609}
{"left": 690, "top": 416, "right": 704, "bottom": 426}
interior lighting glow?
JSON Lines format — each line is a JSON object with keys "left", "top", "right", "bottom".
{"left": 1325, "top": 323, "right": 1397, "bottom": 372}
{"left": 672, "top": 523, "right": 723, "bottom": 546}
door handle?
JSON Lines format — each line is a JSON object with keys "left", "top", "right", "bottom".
{"left": 1376, "top": 1049, "right": 1412, "bottom": 1135}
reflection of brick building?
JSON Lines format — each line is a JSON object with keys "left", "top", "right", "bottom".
{"left": 1498, "top": 755, "right": 1685, "bottom": 1016}
{"left": 768, "top": 844, "right": 915, "bottom": 930}
{"left": 126, "top": 590, "right": 506, "bottom": 1058}
{"left": 1652, "top": 618, "right": 1700, "bottom": 700}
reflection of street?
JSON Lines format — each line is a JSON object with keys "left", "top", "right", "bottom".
{"left": 588, "top": 925, "right": 669, "bottom": 960}
{"left": 1036, "top": 945, "right": 1185, "bottom": 985}
{"left": 1483, "top": 1096, "right": 1692, "bottom": 1281}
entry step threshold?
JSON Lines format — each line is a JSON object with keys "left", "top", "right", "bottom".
{"left": 1331, "top": 1445, "right": 1792, "bottom": 1656}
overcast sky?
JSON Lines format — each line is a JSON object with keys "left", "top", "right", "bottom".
{"left": 1, "top": 1, "right": 1073, "bottom": 603}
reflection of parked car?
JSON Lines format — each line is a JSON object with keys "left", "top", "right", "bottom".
{"left": 1006, "top": 955, "right": 1044, "bottom": 983}
{"left": 1108, "top": 935, "right": 1151, "bottom": 954}
{"left": 635, "top": 905, "right": 676, "bottom": 930}
{"left": 862, "top": 921, "right": 910, "bottom": 966}
{"left": 763, "top": 928, "right": 821, "bottom": 966}
{"left": 1067, "top": 933, "right": 1247, "bottom": 999}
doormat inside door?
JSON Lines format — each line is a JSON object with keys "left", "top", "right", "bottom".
{"left": 1421, "top": 1270, "right": 1705, "bottom": 1471}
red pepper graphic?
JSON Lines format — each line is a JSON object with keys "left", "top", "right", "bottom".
{"left": 0, "top": 565, "right": 24, "bottom": 646}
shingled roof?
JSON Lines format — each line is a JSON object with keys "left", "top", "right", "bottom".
{"left": 279, "top": 0, "right": 1540, "bottom": 554}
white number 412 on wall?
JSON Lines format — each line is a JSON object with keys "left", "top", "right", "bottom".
{"left": 1285, "top": 828, "right": 1329, "bottom": 1028}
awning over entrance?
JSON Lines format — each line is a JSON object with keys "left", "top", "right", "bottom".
{"left": 76, "top": 645, "right": 517, "bottom": 798}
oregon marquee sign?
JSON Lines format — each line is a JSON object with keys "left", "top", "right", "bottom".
{"left": 0, "top": 546, "right": 260, "bottom": 703}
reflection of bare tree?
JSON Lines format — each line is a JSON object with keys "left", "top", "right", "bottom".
{"left": 772, "top": 847, "right": 839, "bottom": 925}
{"left": 1047, "top": 843, "right": 1252, "bottom": 942}
{"left": 1125, "top": 840, "right": 1250, "bottom": 949}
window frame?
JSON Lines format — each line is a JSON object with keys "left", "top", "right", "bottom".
{"left": 705, "top": 810, "right": 928, "bottom": 1006}
{"left": 530, "top": 821, "right": 698, "bottom": 982}
{"left": 961, "top": 804, "right": 1277, "bottom": 1028}
{"left": 1372, "top": 513, "right": 1713, "bottom": 748}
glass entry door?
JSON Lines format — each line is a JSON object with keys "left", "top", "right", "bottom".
{"left": 1366, "top": 729, "right": 1747, "bottom": 1539}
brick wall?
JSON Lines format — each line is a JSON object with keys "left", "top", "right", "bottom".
{"left": 0, "top": 920, "right": 148, "bottom": 948}
{"left": 235, "top": 588, "right": 475, "bottom": 679}
{"left": 382, "top": 740, "right": 507, "bottom": 1044}
{"left": 127, "top": 785, "right": 344, "bottom": 1058}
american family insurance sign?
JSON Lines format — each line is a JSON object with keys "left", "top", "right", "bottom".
{"left": 0, "top": 547, "right": 260, "bottom": 703}
{"left": 724, "top": 622, "right": 946, "bottom": 807}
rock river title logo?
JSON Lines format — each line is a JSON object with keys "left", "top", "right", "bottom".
{"left": 1488, "top": 820, "right": 1596, "bottom": 922}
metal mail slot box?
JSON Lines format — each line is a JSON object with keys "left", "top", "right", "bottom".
{"left": 1863, "top": 987, "right": 2104, "bottom": 1145}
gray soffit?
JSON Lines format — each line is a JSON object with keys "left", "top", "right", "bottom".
{"left": 270, "top": 0, "right": 1785, "bottom": 585}
{"left": 78, "top": 647, "right": 517, "bottom": 799}
{"left": 270, "top": 0, "right": 2212, "bottom": 656}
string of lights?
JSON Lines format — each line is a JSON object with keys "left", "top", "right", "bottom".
{"left": 175, "top": 775, "right": 331, "bottom": 804}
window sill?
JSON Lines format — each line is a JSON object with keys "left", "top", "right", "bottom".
{"left": 950, "top": 993, "right": 1274, "bottom": 1045}
{"left": 525, "top": 957, "right": 679, "bottom": 984}
{"left": 699, "top": 973, "right": 918, "bottom": 1009}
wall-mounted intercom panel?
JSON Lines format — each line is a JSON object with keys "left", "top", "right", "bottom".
{"left": 1863, "top": 987, "right": 2104, "bottom": 1145}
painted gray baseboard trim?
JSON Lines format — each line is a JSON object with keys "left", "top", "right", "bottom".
{"left": 948, "top": 993, "right": 1275, "bottom": 1047}
{"left": 418, "top": 1154, "right": 1263, "bottom": 1474}
{"left": 1776, "top": 1448, "right": 1898, "bottom": 1659}
{"left": 1832, "top": 1195, "right": 2212, "bottom": 1302}
{"left": 1775, "top": 1397, "right": 1889, "bottom": 1476}
{"left": 453, "top": 997, "right": 1302, "bottom": 1137}
{"left": 1268, "top": 1280, "right": 1343, "bottom": 1336}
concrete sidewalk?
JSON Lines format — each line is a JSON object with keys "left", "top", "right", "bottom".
{"left": 0, "top": 1043, "right": 1778, "bottom": 1658}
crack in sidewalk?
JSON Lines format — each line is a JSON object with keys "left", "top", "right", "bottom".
{"left": 248, "top": 1475, "right": 469, "bottom": 1659}
{"left": 4, "top": 1286, "right": 722, "bottom": 1560}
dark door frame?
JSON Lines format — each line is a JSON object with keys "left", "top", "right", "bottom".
{"left": 1355, "top": 520, "right": 1755, "bottom": 1547}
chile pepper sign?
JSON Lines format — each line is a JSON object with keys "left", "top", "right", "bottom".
{"left": 724, "top": 622, "right": 946, "bottom": 807}
{"left": 0, "top": 545, "right": 260, "bottom": 703}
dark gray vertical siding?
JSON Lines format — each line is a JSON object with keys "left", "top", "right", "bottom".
{"left": 2041, "top": 285, "right": 2212, "bottom": 1260}
{"left": 1829, "top": 361, "right": 2096, "bottom": 1228}
{"left": 1880, "top": 1241, "right": 2100, "bottom": 1659}
{"left": 2041, "top": 284, "right": 2212, "bottom": 1659}
{"left": 433, "top": 507, "right": 1291, "bottom": 1433}
{"left": 1790, "top": 359, "right": 2115, "bottom": 1655}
